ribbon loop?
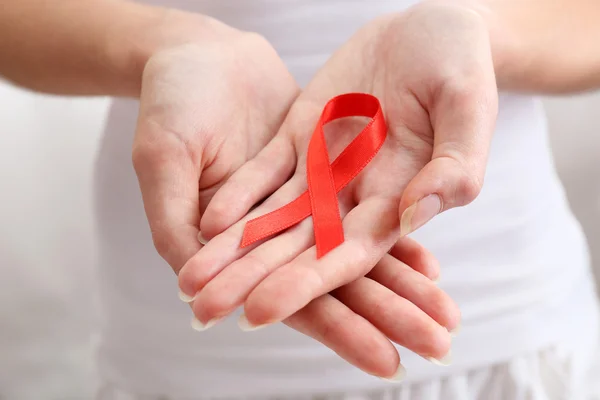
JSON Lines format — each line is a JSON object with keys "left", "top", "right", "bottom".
{"left": 241, "top": 93, "right": 387, "bottom": 258}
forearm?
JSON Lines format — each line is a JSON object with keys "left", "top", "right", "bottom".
{"left": 473, "top": 0, "right": 600, "bottom": 93}
{"left": 0, "top": 0, "right": 220, "bottom": 97}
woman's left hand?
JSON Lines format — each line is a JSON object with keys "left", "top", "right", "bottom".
{"left": 180, "top": 1, "right": 496, "bottom": 349}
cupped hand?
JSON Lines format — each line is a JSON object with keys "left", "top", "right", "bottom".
{"left": 132, "top": 16, "right": 299, "bottom": 273}
{"left": 284, "top": 236, "right": 458, "bottom": 379}
{"left": 132, "top": 12, "right": 459, "bottom": 379}
{"left": 179, "top": 0, "right": 497, "bottom": 364}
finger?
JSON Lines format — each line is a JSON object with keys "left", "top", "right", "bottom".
{"left": 191, "top": 218, "right": 314, "bottom": 324}
{"left": 243, "top": 197, "right": 399, "bottom": 326}
{"left": 388, "top": 236, "right": 441, "bottom": 281}
{"left": 283, "top": 294, "right": 404, "bottom": 380}
{"left": 333, "top": 276, "right": 452, "bottom": 363}
{"left": 200, "top": 135, "right": 297, "bottom": 239}
{"left": 399, "top": 73, "right": 498, "bottom": 237}
{"left": 179, "top": 98, "right": 324, "bottom": 299}
{"left": 177, "top": 174, "right": 308, "bottom": 298}
{"left": 132, "top": 119, "right": 202, "bottom": 274}
{"left": 200, "top": 96, "right": 324, "bottom": 241}
{"left": 367, "top": 255, "right": 461, "bottom": 332}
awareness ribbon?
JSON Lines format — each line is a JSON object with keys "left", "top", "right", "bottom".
{"left": 241, "top": 93, "right": 387, "bottom": 258}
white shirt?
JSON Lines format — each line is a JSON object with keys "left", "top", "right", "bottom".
{"left": 93, "top": 0, "right": 598, "bottom": 397}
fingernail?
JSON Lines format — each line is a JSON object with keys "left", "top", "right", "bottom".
{"left": 400, "top": 194, "right": 442, "bottom": 236}
{"left": 238, "top": 313, "right": 269, "bottom": 332}
{"left": 191, "top": 316, "right": 221, "bottom": 332}
{"left": 178, "top": 290, "right": 197, "bottom": 303}
{"left": 197, "top": 231, "right": 208, "bottom": 245}
{"left": 450, "top": 323, "right": 461, "bottom": 338}
{"left": 433, "top": 274, "right": 441, "bottom": 284}
{"left": 427, "top": 349, "right": 452, "bottom": 366}
{"left": 381, "top": 363, "right": 407, "bottom": 382}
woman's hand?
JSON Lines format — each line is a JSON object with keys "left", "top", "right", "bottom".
{"left": 132, "top": 12, "right": 459, "bottom": 379}
{"left": 132, "top": 17, "right": 300, "bottom": 273}
{"left": 284, "top": 236, "right": 458, "bottom": 379}
{"left": 179, "top": 1, "right": 496, "bottom": 351}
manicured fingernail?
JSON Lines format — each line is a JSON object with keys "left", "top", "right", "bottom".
{"left": 400, "top": 194, "right": 442, "bottom": 236}
{"left": 381, "top": 363, "right": 407, "bottom": 382}
{"left": 238, "top": 314, "right": 269, "bottom": 332}
{"left": 197, "top": 231, "right": 208, "bottom": 245}
{"left": 178, "top": 290, "right": 197, "bottom": 303}
{"left": 450, "top": 323, "right": 461, "bottom": 337}
{"left": 427, "top": 349, "right": 452, "bottom": 366}
{"left": 191, "top": 316, "right": 221, "bottom": 332}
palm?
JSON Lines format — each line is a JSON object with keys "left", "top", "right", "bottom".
{"left": 178, "top": 3, "right": 496, "bottom": 332}
{"left": 141, "top": 7, "right": 470, "bottom": 378}
{"left": 143, "top": 37, "right": 298, "bottom": 215}
{"left": 286, "top": 93, "right": 433, "bottom": 238}
{"left": 133, "top": 32, "right": 299, "bottom": 271}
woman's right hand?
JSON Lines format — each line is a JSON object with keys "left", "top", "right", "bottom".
{"left": 132, "top": 14, "right": 300, "bottom": 274}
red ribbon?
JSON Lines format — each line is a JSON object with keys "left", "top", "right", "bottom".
{"left": 241, "top": 93, "right": 387, "bottom": 258}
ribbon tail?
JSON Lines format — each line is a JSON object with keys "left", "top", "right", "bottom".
{"left": 307, "top": 121, "right": 344, "bottom": 258}
{"left": 240, "top": 192, "right": 313, "bottom": 248}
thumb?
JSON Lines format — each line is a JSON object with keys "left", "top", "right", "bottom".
{"left": 399, "top": 81, "right": 498, "bottom": 236}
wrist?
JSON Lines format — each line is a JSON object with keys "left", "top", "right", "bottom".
{"left": 449, "top": 1, "right": 520, "bottom": 91}
{"left": 415, "top": 0, "right": 517, "bottom": 90}
{"left": 98, "top": 1, "right": 163, "bottom": 97}
{"left": 103, "top": 1, "right": 235, "bottom": 97}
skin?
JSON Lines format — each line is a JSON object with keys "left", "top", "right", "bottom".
{"left": 1, "top": 0, "right": 600, "bottom": 381}
{"left": 134, "top": 30, "right": 456, "bottom": 378}
{"left": 181, "top": 2, "right": 494, "bottom": 359}
{"left": 0, "top": 0, "right": 458, "bottom": 379}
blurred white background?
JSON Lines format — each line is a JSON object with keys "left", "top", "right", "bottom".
{"left": 0, "top": 82, "right": 598, "bottom": 399}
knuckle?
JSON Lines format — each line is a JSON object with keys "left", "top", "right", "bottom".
{"left": 317, "top": 307, "right": 352, "bottom": 344}
{"left": 195, "top": 289, "right": 227, "bottom": 320}
{"left": 407, "top": 316, "right": 452, "bottom": 359}
{"left": 347, "top": 241, "right": 377, "bottom": 275}
{"left": 243, "top": 157, "right": 273, "bottom": 186}
{"left": 456, "top": 168, "right": 483, "bottom": 205}
{"left": 131, "top": 138, "right": 178, "bottom": 175}
{"left": 177, "top": 254, "right": 212, "bottom": 295}
{"left": 446, "top": 81, "right": 475, "bottom": 107}
{"left": 439, "top": 77, "right": 492, "bottom": 114}
{"left": 206, "top": 198, "right": 233, "bottom": 226}
{"left": 316, "top": 318, "right": 336, "bottom": 344}
{"left": 150, "top": 226, "right": 176, "bottom": 261}
{"left": 428, "top": 288, "right": 461, "bottom": 329}
{"left": 372, "top": 289, "right": 398, "bottom": 321}
{"left": 387, "top": 269, "right": 406, "bottom": 293}
{"left": 426, "top": 287, "right": 448, "bottom": 314}
{"left": 192, "top": 297, "right": 216, "bottom": 323}
{"left": 206, "top": 180, "right": 253, "bottom": 228}
{"left": 445, "top": 81, "right": 487, "bottom": 115}
{"left": 400, "top": 305, "right": 452, "bottom": 359}
{"left": 243, "top": 253, "right": 271, "bottom": 279}
{"left": 414, "top": 252, "right": 440, "bottom": 280}
{"left": 245, "top": 294, "right": 276, "bottom": 324}
{"left": 225, "top": 179, "right": 254, "bottom": 208}
{"left": 177, "top": 262, "right": 197, "bottom": 293}
{"left": 298, "top": 266, "right": 325, "bottom": 297}
{"left": 131, "top": 143, "right": 157, "bottom": 173}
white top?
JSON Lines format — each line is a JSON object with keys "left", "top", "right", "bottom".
{"left": 93, "top": 0, "right": 598, "bottom": 397}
